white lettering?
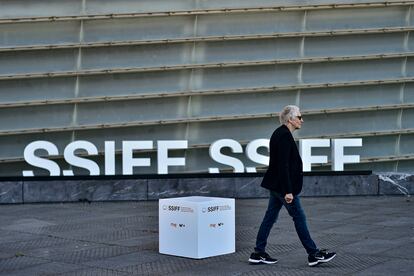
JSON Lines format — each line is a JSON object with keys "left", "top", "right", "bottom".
{"left": 299, "top": 139, "right": 330, "bottom": 172}
{"left": 208, "top": 139, "right": 244, "bottom": 173}
{"left": 21, "top": 138, "right": 363, "bottom": 176}
{"left": 157, "top": 140, "right": 188, "bottom": 174}
{"left": 63, "top": 141, "right": 100, "bottom": 176}
{"left": 22, "top": 141, "right": 60, "bottom": 176}
{"left": 245, "top": 139, "right": 269, "bottom": 173}
{"left": 105, "top": 141, "right": 115, "bottom": 175}
{"left": 122, "top": 141, "right": 153, "bottom": 175}
{"left": 332, "top": 138, "right": 362, "bottom": 171}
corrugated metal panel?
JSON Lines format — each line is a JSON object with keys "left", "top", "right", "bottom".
{"left": 0, "top": 0, "right": 413, "bottom": 176}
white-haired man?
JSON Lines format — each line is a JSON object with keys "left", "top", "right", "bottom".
{"left": 248, "top": 105, "right": 336, "bottom": 267}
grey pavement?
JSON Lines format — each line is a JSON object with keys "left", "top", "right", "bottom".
{"left": 0, "top": 196, "right": 413, "bottom": 275}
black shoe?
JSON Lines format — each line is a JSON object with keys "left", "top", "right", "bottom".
{"left": 308, "top": 249, "right": 336, "bottom": 267}
{"left": 248, "top": 252, "right": 278, "bottom": 264}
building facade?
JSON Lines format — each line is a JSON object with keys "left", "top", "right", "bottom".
{"left": 1, "top": 0, "right": 414, "bottom": 176}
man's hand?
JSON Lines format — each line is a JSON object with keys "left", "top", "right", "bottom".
{"left": 284, "top": 193, "right": 293, "bottom": 204}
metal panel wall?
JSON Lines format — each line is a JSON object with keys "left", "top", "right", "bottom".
{"left": 1, "top": 0, "right": 414, "bottom": 176}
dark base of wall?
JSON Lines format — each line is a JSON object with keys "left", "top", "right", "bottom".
{"left": 0, "top": 173, "right": 412, "bottom": 204}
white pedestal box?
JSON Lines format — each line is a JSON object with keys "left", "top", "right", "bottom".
{"left": 159, "top": 196, "right": 235, "bottom": 259}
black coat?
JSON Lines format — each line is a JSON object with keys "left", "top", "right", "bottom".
{"left": 261, "top": 124, "right": 303, "bottom": 195}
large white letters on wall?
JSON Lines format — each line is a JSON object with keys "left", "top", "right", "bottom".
{"left": 208, "top": 139, "right": 244, "bottom": 173}
{"left": 299, "top": 138, "right": 363, "bottom": 172}
{"left": 122, "top": 141, "right": 153, "bottom": 175}
{"left": 22, "top": 138, "right": 362, "bottom": 176}
{"left": 331, "top": 139, "right": 363, "bottom": 171}
{"left": 299, "top": 139, "right": 330, "bottom": 172}
{"left": 23, "top": 141, "right": 60, "bottom": 177}
{"left": 157, "top": 140, "right": 188, "bottom": 174}
{"left": 63, "top": 141, "right": 100, "bottom": 176}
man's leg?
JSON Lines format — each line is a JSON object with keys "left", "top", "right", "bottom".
{"left": 254, "top": 191, "right": 283, "bottom": 253}
{"left": 279, "top": 194, "right": 318, "bottom": 255}
{"left": 280, "top": 195, "right": 336, "bottom": 266}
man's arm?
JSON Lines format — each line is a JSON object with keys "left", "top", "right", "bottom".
{"left": 276, "top": 133, "right": 293, "bottom": 197}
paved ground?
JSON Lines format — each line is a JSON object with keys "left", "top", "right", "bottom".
{"left": 0, "top": 196, "right": 413, "bottom": 275}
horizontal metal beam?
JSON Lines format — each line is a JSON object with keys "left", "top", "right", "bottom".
{"left": 0, "top": 77, "right": 413, "bottom": 109}
{"left": 0, "top": 1, "right": 412, "bottom": 24}
{"left": 298, "top": 128, "right": 414, "bottom": 139}
{"left": 0, "top": 103, "right": 413, "bottom": 137}
{"left": 266, "top": 154, "right": 414, "bottom": 171}
{"left": 305, "top": 154, "right": 414, "bottom": 168}
{"left": 0, "top": 51, "right": 411, "bottom": 81}
{"left": 0, "top": 26, "right": 412, "bottom": 53}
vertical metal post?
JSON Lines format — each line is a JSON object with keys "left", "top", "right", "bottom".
{"left": 297, "top": 10, "right": 307, "bottom": 108}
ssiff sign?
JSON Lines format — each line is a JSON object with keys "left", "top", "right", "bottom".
{"left": 22, "top": 138, "right": 362, "bottom": 176}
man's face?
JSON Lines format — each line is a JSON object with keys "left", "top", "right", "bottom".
{"left": 290, "top": 112, "right": 303, "bottom": 130}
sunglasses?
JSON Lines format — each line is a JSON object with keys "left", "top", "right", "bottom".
{"left": 296, "top": 115, "right": 303, "bottom": 120}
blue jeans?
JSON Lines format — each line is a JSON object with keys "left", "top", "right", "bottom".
{"left": 254, "top": 191, "right": 319, "bottom": 255}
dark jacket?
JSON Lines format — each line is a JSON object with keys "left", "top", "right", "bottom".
{"left": 261, "top": 124, "right": 303, "bottom": 195}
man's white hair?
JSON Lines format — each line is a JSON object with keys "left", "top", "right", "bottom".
{"left": 279, "top": 105, "right": 300, "bottom": 124}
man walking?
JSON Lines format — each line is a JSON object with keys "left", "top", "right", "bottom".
{"left": 248, "top": 105, "right": 336, "bottom": 267}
